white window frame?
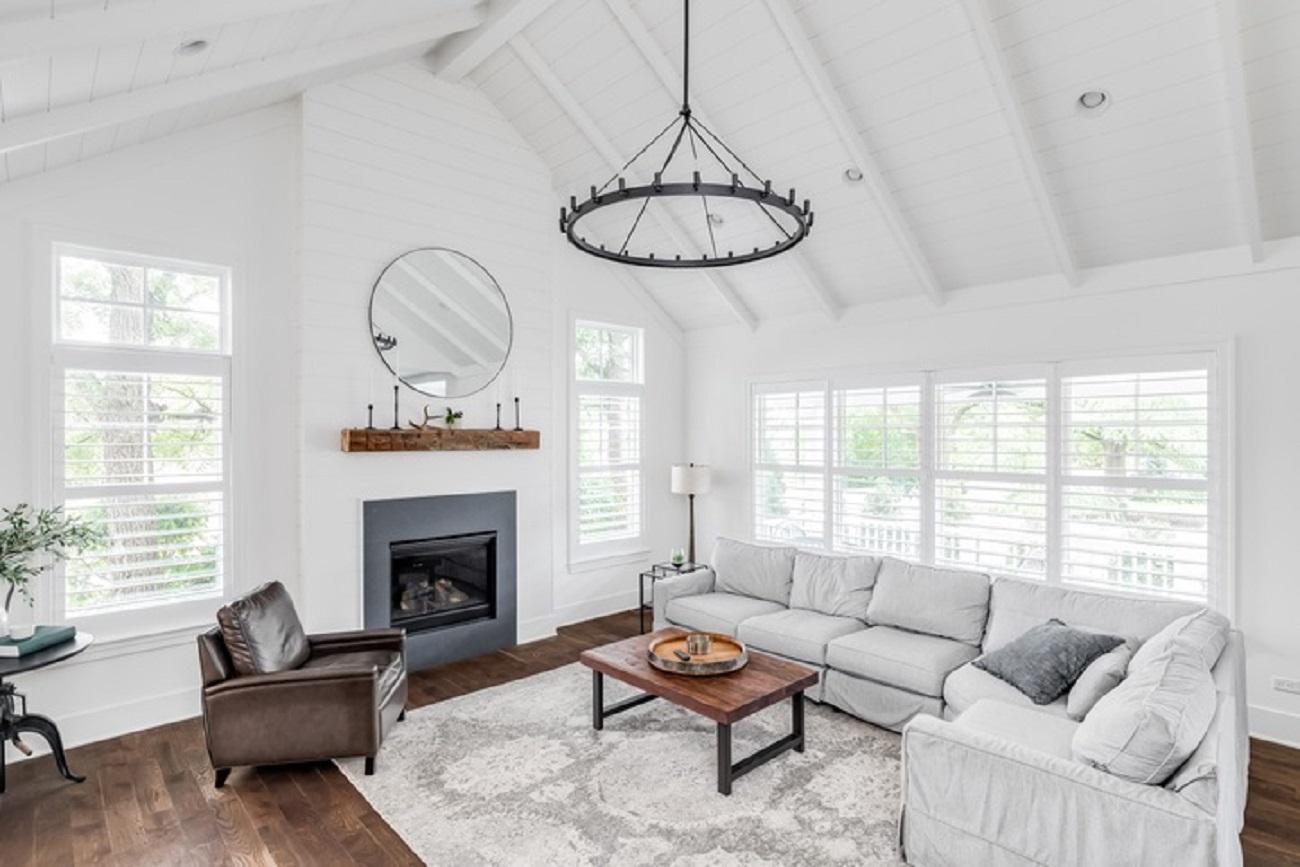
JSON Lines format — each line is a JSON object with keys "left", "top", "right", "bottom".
{"left": 569, "top": 318, "right": 647, "bottom": 567}
{"left": 748, "top": 348, "right": 1231, "bottom": 613}
{"left": 43, "top": 241, "right": 234, "bottom": 637}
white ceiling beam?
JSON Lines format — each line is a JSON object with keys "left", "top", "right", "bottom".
{"left": 0, "top": 10, "right": 483, "bottom": 156}
{"left": 428, "top": 0, "right": 562, "bottom": 81}
{"left": 1215, "top": 0, "right": 1265, "bottom": 262}
{"left": 602, "top": 0, "right": 840, "bottom": 321}
{"left": 760, "top": 0, "right": 944, "bottom": 306}
{"left": 510, "top": 35, "right": 759, "bottom": 331}
{"left": 0, "top": 0, "right": 381, "bottom": 65}
{"left": 604, "top": 263, "right": 687, "bottom": 346}
{"left": 960, "top": 0, "right": 1080, "bottom": 287}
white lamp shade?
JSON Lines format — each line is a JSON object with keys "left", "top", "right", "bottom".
{"left": 671, "top": 463, "right": 712, "bottom": 495}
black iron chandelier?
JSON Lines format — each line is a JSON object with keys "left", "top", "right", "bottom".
{"left": 558, "top": 0, "right": 813, "bottom": 268}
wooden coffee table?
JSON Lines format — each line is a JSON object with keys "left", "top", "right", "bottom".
{"left": 579, "top": 627, "right": 819, "bottom": 795}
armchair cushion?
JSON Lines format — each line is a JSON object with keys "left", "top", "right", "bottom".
{"left": 216, "top": 581, "right": 311, "bottom": 675}
{"left": 302, "top": 649, "right": 404, "bottom": 699}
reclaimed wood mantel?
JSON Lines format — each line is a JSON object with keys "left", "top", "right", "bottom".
{"left": 340, "top": 428, "right": 540, "bottom": 452}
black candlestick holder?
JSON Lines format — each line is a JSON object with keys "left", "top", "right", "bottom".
{"left": 513, "top": 397, "right": 523, "bottom": 432}
{"left": 391, "top": 385, "right": 401, "bottom": 430}
{"left": 367, "top": 403, "right": 374, "bottom": 429}
{"left": 495, "top": 402, "right": 503, "bottom": 431}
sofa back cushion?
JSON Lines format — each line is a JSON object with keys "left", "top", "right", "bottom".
{"left": 1130, "top": 608, "right": 1230, "bottom": 672}
{"left": 1071, "top": 646, "right": 1217, "bottom": 785}
{"left": 712, "top": 537, "right": 797, "bottom": 605}
{"left": 865, "top": 558, "right": 990, "bottom": 646}
{"left": 789, "top": 551, "right": 881, "bottom": 621}
{"left": 216, "top": 580, "right": 310, "bottom": 676}
{"left": 984, "top": 578, "right": 1199, "bottom": 654}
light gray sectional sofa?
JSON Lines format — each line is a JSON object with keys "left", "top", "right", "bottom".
{"left": 653, "top": 537, "right": 1247, "bottom": 866}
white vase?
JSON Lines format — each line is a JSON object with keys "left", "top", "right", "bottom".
{"left": 0, "top": 605, "right": 9, "bottom": 640}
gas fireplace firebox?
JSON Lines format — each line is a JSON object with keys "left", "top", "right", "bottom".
{"left": 363, "top": 492, "right": 517, "bottom": 672}
{"left": 390, "top": 532, "right": 496, "bottom": 633}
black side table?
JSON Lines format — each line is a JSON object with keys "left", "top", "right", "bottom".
{"left": 638, "top": 563, "right": 705, "bottom": 634}
{"left": 0, "top": 632, "right": 94, "bottom": 794}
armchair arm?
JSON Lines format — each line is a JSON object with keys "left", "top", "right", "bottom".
{"left": 308, "top": 627, "right": 406, "bottom": 657}
{"left": 202, "top": 666, "right": 381, "bottom": 767}
{"left": 900, "top": 714, "right": 1216, "bottom": 867}
{"left": 652, "top": 567, "right": 715, "bottom": 630}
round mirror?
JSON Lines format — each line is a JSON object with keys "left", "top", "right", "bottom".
{"left": 368, "top": 248, "right": 513, "bottom": 399}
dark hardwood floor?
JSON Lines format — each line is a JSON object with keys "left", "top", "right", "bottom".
{"left": 0, "top": 608, "right": 1297, "bottom": 866}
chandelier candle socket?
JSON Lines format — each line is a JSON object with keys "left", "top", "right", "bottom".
{"left": 558, "top": 0, "right": 813, "bottom": 268}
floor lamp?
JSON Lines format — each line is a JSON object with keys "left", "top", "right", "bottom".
{"left": 671, "top": 463, "right": 712, "bottom": 566}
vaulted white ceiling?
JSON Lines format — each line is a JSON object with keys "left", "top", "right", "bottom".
{"left": 2, "top": 0, "right": 1297, "bottom": 330}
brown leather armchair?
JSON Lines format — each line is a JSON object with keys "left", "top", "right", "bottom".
{"left": 197, "top": 582, "right": 408, "bottom": 787}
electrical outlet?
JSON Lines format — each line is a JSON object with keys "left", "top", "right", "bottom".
{"left": 1273, "top": 676, "right": 1300, "bottom": 696}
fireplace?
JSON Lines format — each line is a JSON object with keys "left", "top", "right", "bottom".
{"left": 363, "top": 492, "right": 517, "bottom": 671}
{"left": 390, "top": 532, "right": 496, "bottom": 633}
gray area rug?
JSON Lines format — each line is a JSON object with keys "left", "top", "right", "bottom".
{"left": 337, "top": 663, "right": 903, "bottom": 865}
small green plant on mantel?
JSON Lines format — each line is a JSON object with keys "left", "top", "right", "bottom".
{"left": 444, "top": 407, "right": 464, "bottom": 428}
{"left": 0, "top": 504, "right": 102, "bottom": 633}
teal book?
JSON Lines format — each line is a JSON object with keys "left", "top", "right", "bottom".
{"left": 0, "top": 625, "right": 76, "bottom": 658}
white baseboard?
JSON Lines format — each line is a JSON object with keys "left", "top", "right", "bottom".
{"left": 1249, "top": 703, "right": 1300, "bottom": 749}
{"left": 10, "top": 686, "right": 200, "bottom": 764}
{"left": 516, "top": 592, "right": 639, "bottom": 645}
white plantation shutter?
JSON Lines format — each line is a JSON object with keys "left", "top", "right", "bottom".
{"left": 1060, "top": 361, "right": 1213, "bottom": 601}
{"left": 752, "top": 384, "right": 826, "bottom": 546}
{"left": 577, "top": 394, "right": 642, "bottom": 544}
{"left": 748, "top": 357, "right": 1223, "bottom": 605}
{"left": 934, "top": 375, "right": 1048, "bottom": 578}
{"left": 572, "top": 321, "right": 645, "bottom": 560}
{"left": 832, "top": 383, "right": 922, "bottom": 558}
{"left": 51, "top": 245, "right": 231, "bottom": 615}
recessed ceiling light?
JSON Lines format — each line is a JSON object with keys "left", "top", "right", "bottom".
{"left": 843, "top": 167, "right": 864, "bottom": 183}
{"left": 1077, "top": 90, "right": 1109, "bottom": 111}
{"left": 708, "top": 213, "right": 724, "bottom": 226}
{"left": 175, "top": 39, "right": 210, "bottom": 57}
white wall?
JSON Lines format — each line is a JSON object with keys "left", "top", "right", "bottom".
{"left": 297, "top": 62, "right": 685, "bottom": 640}
{"left": 684, "top": 247, "right": 1300, "bottom": 747}
{"left": 0, "top": 104, "right": 301, "bottom": 748}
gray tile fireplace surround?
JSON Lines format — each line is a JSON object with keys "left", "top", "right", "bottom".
{"left": 362, "top": 491, "right": 518, "bottom": 671}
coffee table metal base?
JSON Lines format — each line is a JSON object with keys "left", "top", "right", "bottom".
{"left": 589, "top": 671, "right": 806, "bottom": 796}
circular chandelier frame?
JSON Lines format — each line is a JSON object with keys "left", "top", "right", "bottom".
{"left": 558, "top": 0, "right": 814, "bottom": 269}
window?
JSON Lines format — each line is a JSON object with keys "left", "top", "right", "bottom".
{"left": 753, "top": 383, "right": 826, "bottom": 546}
{"left": 1060, "top": 362, "right": 1212, "bottom": 600}
{"left": 572, "top": 320, "right": 644, "bottom": 561}
{"left": 749, "top": 353, "right": 1223, "bottom": 605}
{"left": 934, "top": 376, "right": 1047, "bottom": 578}
{"left": 51, "top": 245, "right": 231, "bottom": 616}
{"left": 832, "top": 382, "right": 921, "bottom": 558}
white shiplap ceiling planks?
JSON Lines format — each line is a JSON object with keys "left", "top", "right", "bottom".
{"left": 2, "top": 0, "right": 1298, "bottom": 329}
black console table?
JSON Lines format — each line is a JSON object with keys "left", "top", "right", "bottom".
{"left": 0, "top": 632, "right": 93, "bottom": 794}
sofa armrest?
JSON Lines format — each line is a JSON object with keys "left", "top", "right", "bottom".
{"left": 900, "top": 713, "right": 1216, "bottom": 866}
{"left": 307, "top": 627, "right": 406, "bottom": 658}
{"left": 652, "top": 567, "right": 715, "bottom": 629}
{"left": 202, "top": 666, "right": 381, "bottom": 767}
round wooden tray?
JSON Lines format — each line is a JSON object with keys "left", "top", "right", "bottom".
{"left": 646, "top": 632, "right": 749, "bottom": 676}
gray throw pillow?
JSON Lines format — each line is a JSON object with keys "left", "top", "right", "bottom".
{"left": 973, "top": 619, "right": 1124, "bottom": 705}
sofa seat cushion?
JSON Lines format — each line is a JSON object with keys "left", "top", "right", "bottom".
{"left": 954, "top": 699, "right": 1080, "bottom": 761}
{"left": 664, "top": 592, "right": 784, "bottom": 636}
{"left": 944, "top": 661, "right": 1069, "bottom": 718}
{"left": 737, "top": 609, "right": 866, "bottom": 666}
{"left": 827, "top": 626, "right": 979, "bottom": 697}
{"left": 302, "top": 649, "right": 403, "bottom": 699}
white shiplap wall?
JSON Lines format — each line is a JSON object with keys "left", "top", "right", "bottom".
{"left": 298, "top": 62, "right": 562, "bottom": 635}
{"left": 297, "top": 60, "right": 685, "bottom": 638}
